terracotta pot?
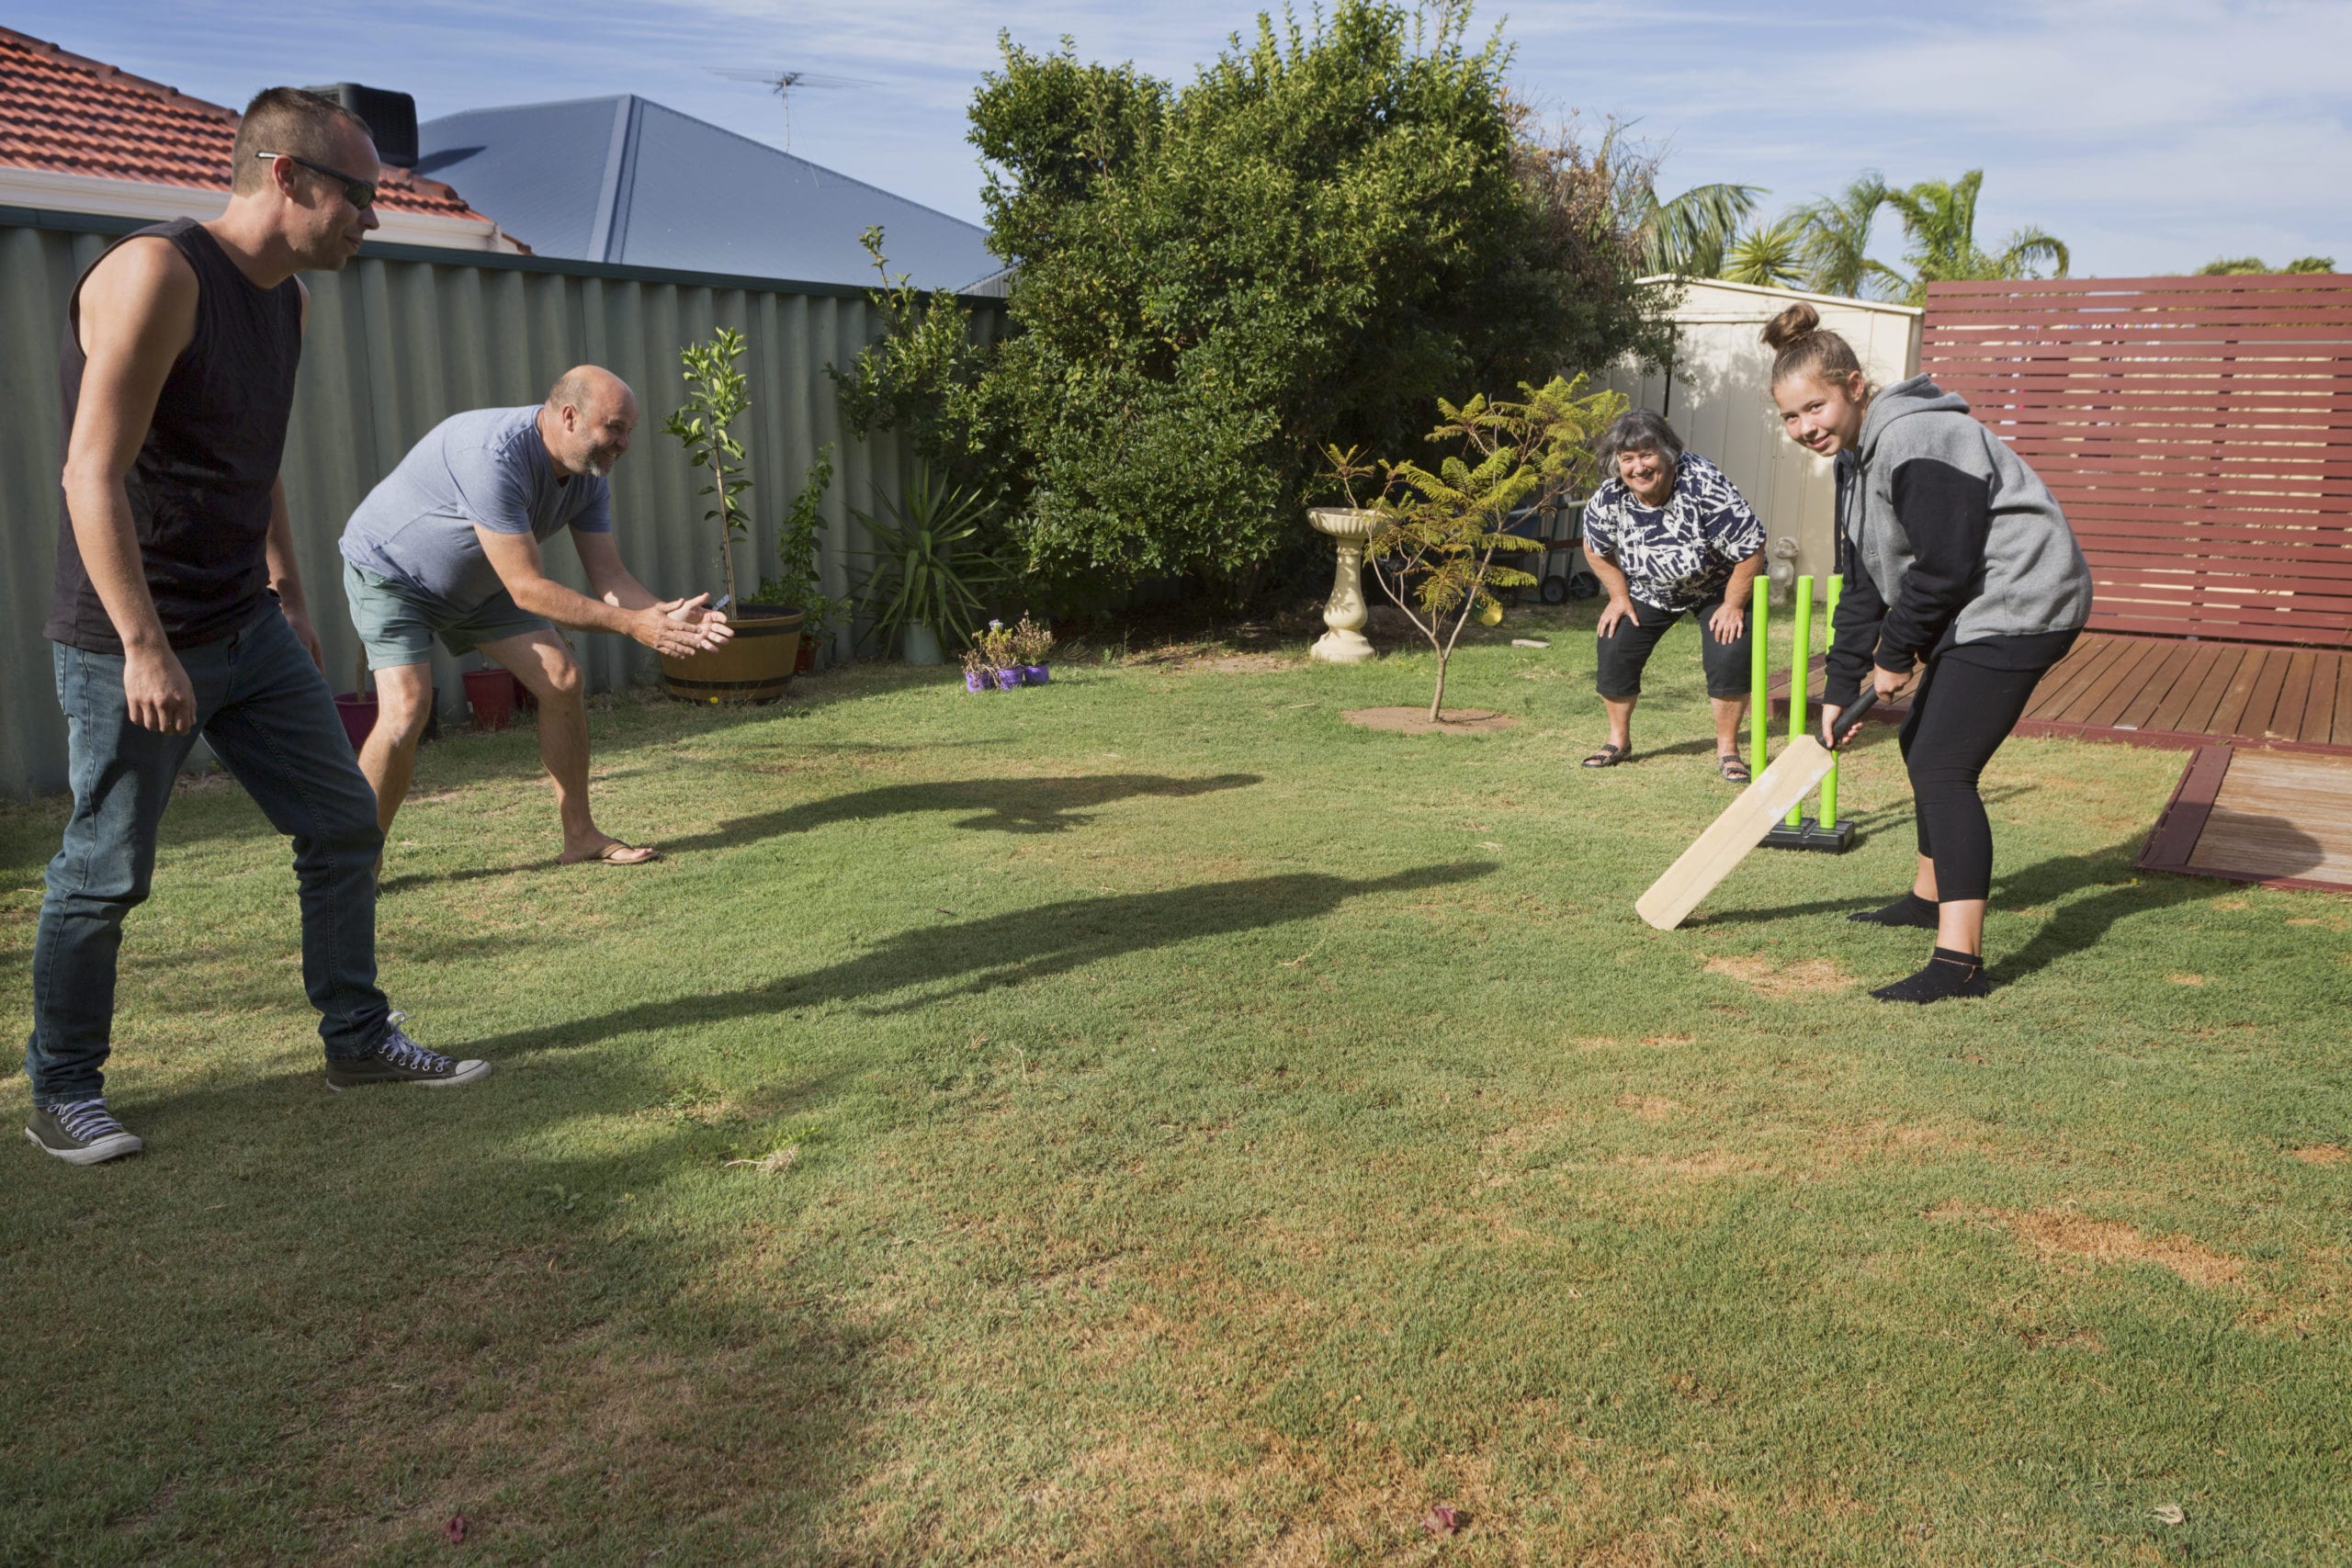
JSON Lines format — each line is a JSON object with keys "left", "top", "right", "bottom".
{"left": 660, "top": 604, "right": 804, "bottom": 704}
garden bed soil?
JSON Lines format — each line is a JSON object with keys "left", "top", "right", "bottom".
{"left": 1341, "top": 706, "right": 1519, "bottom": 735}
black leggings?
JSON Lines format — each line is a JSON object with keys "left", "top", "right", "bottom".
{"left": 1897, "top": 632, "right": 2076, "bottom": 902}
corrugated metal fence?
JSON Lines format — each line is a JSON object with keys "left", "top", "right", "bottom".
{"left": 1, "top": 207, "right": 998, "bottom": 798}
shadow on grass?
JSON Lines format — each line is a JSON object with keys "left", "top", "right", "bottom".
{"left": 1693, "top": 833, "right": 2232, "bottom": 983}
{"left": 671, "top": 772, "right": 1263, "bottom": 847}
{"left": 1, "top": 1056, "right": 879, "bottom": 1559}
{"left": 381, "top": 773, "right": 1263, "bottom": 891}
{"left": 479, "top": 861, "right": 1496, "bottom": 1054}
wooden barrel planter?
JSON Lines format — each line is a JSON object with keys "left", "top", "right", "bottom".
{"left": 659, "top": 603, "right": 805, "bottom": 704}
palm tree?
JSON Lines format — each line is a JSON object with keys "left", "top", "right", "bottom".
{"left": 1881, "top": 169, "right": 2068, "bottom": 305}
{"left": 1792, "top": 173, "right": 1904, "bottom": 299}
{"left": 1720, "top": 214, "right": 1809, "bottom": 289}
{"left": 1596, "top": 122, "right": 1764, "bottom": 277}
{"left": 1633, "top": 180, "right": 1766, "bottom": 276}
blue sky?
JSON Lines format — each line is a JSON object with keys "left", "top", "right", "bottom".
{"left": 23, "top": 0, "right": 2349, "bottom": 276}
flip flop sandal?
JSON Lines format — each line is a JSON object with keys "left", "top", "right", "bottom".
{"left": 1716, "top": 753, "right": 1752, "bottom": 784}
{"left": 565, "top": 840, "right": 662, "bottom": 866}
{"left": 1582, "top": 742, "right": 1633, "bottom": 769}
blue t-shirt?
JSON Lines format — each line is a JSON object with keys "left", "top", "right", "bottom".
{"left": 339, "top": 405, "right": 612, "bottom": 610}
{"left": 1581, "top": 451, "right": 1765, "bottom": 613}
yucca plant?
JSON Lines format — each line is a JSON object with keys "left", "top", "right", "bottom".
{"left": 849, "top": 465, "right": 1004, "bottom": 654}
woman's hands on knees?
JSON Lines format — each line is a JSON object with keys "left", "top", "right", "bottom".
{"left": 1596, "top": 597, "right": 1640, "bottom": 638}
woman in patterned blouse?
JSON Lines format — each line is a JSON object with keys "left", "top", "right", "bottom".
{"left": 1579, "top": 409, "right": 1769, "bottom": 779}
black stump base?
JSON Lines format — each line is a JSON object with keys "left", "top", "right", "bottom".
{"left": 1761, "top": 817, "right": 1856, "bottom": 854}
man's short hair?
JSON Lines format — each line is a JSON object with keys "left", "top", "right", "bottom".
{"left": 546, "top": 368, "right": 597, "bottom": 412}
{"left": 230, "top": 88, "right": 372, "bottom": 195}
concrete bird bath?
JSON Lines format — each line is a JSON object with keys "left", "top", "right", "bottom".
{"left": 1307, "top": 506, "right": 1391, "bottom": 664}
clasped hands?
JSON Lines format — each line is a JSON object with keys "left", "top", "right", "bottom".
{"left": 636, "top": 593, "right": 736, "bottom": 658}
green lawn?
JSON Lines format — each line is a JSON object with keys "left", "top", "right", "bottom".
{"left": 4, "top": 608, "right": 2347, "bottom": 1565}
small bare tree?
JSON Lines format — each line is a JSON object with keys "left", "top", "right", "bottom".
{"left": 1329, "top": 375, "right": 1624, "bottom": 721}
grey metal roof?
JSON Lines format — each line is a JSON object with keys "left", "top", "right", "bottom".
{"left": 416, "top": 95, "right": 1001, "bottom": 291}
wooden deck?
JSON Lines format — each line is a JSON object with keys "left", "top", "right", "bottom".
{"left": 2138, "top": 744, "right": 2352, "bottom": 893}
{"left": 1770, "top": 633, "right": 2352, "bottom": 754}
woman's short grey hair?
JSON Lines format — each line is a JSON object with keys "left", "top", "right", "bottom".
{"left": 1595, "top": 408, "right": 1685, "bottom": 474}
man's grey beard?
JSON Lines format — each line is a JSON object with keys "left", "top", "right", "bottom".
{"left": 583, "top": 449, "right": 619, "bottom": 478}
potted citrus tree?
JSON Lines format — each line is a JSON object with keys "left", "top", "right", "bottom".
{"left": 658, "top": 327, "right": 803, "bottom": 703}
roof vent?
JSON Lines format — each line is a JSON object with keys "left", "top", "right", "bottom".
{"left": 301, "top": 84, "right": 418, "bottom": 167}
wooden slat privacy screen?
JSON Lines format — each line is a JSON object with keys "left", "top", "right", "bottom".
{"left": 1920, "top": 274, "right": 2352, "bottom": 647}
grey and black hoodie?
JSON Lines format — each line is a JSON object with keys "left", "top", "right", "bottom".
{"left": 1820, "top": 375, "right": 2093, "bottom": 715}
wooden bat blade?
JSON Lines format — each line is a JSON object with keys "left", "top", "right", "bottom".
{"left": 1635, "top": 737, "right": 1838, "bottom": 931}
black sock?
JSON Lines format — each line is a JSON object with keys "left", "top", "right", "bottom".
{"left": 1849, "top": 891, "right": 1939, "bottom": 930}
{"left": 1871, "top": 946, "right": 1989, "bottom": 1004}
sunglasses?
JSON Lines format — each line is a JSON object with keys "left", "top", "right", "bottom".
{"left": 254, "top": 151, "right": 378, "bottom": 212}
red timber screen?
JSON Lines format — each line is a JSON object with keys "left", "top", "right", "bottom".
{"left": 1920, "top": 274, "right": 2352, "bottom": 648}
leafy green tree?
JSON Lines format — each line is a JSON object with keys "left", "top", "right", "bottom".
{"left": 841, "top": 2, "right": 1659, "bottom": 607}
{"left": 832, "top": 227, "right": 995, "bottom": 480}
{"left": 1333, "top": 374, "right": 1623, "bottom": 719}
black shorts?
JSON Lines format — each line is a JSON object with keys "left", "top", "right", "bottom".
{"left": 1594, "top": 596, "right": 1751, "bottom": 701}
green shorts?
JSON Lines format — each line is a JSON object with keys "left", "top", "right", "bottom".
{"left": 343, "top": 559, "right": 551, "bottom": 670}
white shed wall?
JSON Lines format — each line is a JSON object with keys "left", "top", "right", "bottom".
{"left": 1600, "top": 279, "right": 1921, "bottom": 581}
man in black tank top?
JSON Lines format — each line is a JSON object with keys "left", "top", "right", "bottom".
{"left": 24, "top": 89, "right": 490, "bottom": 1168}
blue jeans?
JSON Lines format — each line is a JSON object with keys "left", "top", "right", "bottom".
{"left": 24, "top": 607, "right": 390, "bottom": 1106}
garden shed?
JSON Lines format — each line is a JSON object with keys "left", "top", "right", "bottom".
{"left": 1600, "top": 278, "right": 1922, "bottom": 582}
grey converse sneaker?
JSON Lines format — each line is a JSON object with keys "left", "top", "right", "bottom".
{"left": 324, "top": 1012, "right": 492, "bottom": 1091}
{"left": 26, "top": 1098, "right": 143, "bottom": 1165}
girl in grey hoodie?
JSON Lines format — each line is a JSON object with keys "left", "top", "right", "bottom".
{"left": 1764, "top": 303, "right": 2093, "bottom": 1003}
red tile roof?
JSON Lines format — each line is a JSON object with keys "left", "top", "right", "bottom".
{"left": 0, "top": 26, "right": 493, "bottom": 223}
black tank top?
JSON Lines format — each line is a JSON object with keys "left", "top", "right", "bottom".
{"left": 46, "top": 217, "right": 304, "bottom": 652}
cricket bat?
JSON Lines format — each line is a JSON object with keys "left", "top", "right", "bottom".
{"left": 1635, "top": 736, "right": 1838, "bottom": 931}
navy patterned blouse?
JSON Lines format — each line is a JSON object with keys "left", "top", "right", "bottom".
{"left": 1581, "top": 452, "right": 1766, "bottom": 613}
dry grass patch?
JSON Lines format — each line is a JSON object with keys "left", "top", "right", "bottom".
{"left": 1615, "top": 1151, "right": 1758, "bottom": 1181}
{"left": 1930, "top": 1202, "right": 2243, "bottom": 1290}
{"left": 307, "top": 1339, "right": 818, "bottom": 1563}
{"left": 2289, "top": 1144, "right": 2349, "bottom": 1166}
{"left": 1702, "top": 953, "right": 1858, "bottom": 998}
{"left": 1618, "top": 1094, "right": 1685, "bottom": 1123}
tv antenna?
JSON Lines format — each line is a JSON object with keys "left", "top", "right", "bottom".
{"left": 707, "top": 66, "right": 880, "bottom": 152}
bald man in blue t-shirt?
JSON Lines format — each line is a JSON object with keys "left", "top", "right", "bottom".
{"left": 339, "top": 366, "right": 730, "bottom": 866}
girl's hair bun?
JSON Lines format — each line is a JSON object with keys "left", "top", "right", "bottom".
{"left": 1761, "top": 301, "right": 1822, "bottom": 352}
